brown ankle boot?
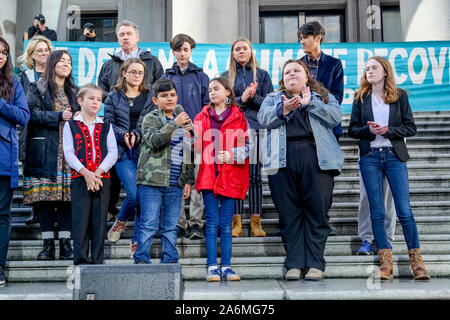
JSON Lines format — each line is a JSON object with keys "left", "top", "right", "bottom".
{"left": 376, "top": 249, "right": 393, "bottom": 280}
{"left": 408, "top": 248, "right": 431, "bottom": 280}
{"left": 232, "top": 215, "right": 243, "bottom": 237}
{"left": 250, "top": 215, "right": 266, "bottom": 237}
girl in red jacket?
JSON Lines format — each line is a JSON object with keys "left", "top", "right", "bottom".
{"left": 193, "top": 77, "right": 249, "bottom": 282}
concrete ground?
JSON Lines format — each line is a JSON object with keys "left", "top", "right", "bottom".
{"left": 1, "top": 278, "right": 450, "bottom": 300}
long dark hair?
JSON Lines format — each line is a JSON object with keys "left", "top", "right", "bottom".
{"left": 208, "top": 76, "right": 238, "bottom": 108}
{"left": 42, "top": 50, "right": 78, "bottom": 107}
{"left": 0, "top": 38, "right": 14, "bottom": 102}
{"left": 279, "top": 59, "right": 330, "bottom": 104}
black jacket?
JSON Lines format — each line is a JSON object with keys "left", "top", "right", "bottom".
{"left": 27, "top": 26, "right": 57, "bottom": 41}
{"left": 78, "top": 34, "right": 98, "bottom": 42}
{"left": 348, "top": 90, "right": 416, "bottom": 162}
{"left": 97, "top": 49, "right": 163, "bottom": 99}
{"left": 103, "top": 89, "right": 156, "bottom": 159}
{"left": 24, "top": 79, "right": 80, "bottom": 177}
{"left": 222, "top": 63, "right": 273, "bottom": 129}
{"left": 300, "top": 52, "right": 344, "bottom": 137}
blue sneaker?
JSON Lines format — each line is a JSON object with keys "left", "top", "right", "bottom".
{"left": 206, "top": 268, "right": 222, "bottom": 282}
{"left": 221, "top": 268, "right": 241, "bottom": 281}
{"left": 357, "top": 240, "right": 373, "bottom": 255}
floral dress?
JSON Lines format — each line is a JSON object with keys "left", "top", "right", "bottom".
{"left": 23, "top": 86, "right": 72, "bottom": 204}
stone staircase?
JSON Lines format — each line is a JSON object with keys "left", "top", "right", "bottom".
{"left": 3, "top": 111, "right": 450, "bottom": 299}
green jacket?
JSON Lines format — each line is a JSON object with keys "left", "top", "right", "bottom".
{"left": 136, "top": 108, "right": 195, "bottom": 187}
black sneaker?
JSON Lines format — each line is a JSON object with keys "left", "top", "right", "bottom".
{"left": 0, "top": 267, "right": 6, "bottom": 286}
{"left": 188, "top": 224, "right": 204, "bottom": 240}
{"left": 177, "top": 226, "right": 187, "bottom": 238}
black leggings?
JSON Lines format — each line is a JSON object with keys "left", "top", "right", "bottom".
{"left": 36, "top": 201, "right": 72, "bottom": 233}
{"left": 235, "top": 130, "right": 263, "bottom": 216}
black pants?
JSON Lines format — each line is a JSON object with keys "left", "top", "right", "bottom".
{"left": 36, "top": 201, "right": 72, "bottom": 233}
{"left": 0, "top": 176, "right": 14, "bottom": 269}
{"left": 108, "top": 166, "right": 121, "bottom": 215}
{"left": 71, "top": 178, "right": 110, "bottom": 265}
{"left": 268, "top": 141, "right": 333, "bottom": 271}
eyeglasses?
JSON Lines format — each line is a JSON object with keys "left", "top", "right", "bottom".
{"left": 34, "top": 48, "right": 50, "bottom": 55}
{"left": 0, "top": 51, "right": 8, "bottom": 57}
{"left": 127, "top": 70, "right": 145, "bottom": 77}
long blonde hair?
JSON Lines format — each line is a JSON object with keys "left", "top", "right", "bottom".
{"left": 19, "top": 35, "right": 53, "bottom": 69}
{"left": 354, "top": 56, "right": 399, "bottom": 104}
{"left": 227, "top": 38, "right": 259, "bottom": 89}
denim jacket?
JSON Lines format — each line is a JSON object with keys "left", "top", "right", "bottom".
{"left": 257, "top": 90, "right": 344, "bottom": 175}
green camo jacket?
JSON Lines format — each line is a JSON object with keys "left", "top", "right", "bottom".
{"left": 136, "top": 108, "right": 195, "bottom": 187}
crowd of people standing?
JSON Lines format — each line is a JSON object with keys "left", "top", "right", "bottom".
{"left": 0, "top": 19, "right": 431, "bottom": 286}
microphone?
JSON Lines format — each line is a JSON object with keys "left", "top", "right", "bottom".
{"left": 174, "top": 104, "right": 195, "bottom": 137}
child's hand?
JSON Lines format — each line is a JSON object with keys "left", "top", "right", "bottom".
{"left": 217, "top": 150, "right": 231, "bottom": 163}
{"left": 124, "top": 132, "right": 136, "bottom": 149}
{"left": 182, "top": 184, "right": 192, "bottom": 200}
{"left": 175, "top": 112, "right": 191, "bottom": 127}
{"left": 299, "top": 85, "right": 311, "bottom": 106}
{"left": 80, "top": 168, "right": 103, "bottom": 192}
{"left": 62, "top": 108, "right": 73, "bottom": 121}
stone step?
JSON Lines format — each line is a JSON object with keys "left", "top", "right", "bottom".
{"left": 6, "top": 235, "right": 450, "bottom": 261}
{"left": 341, "top": 163, "right": 450, "bottom": 176}
{"left": 9, "top": 210, "right": 450, "bottom": 240}
{"left": 340, "top": 144, "right": 450, "bottom": 155}
{"left": 183, "top": 278, "right": 450, "bottom": 300}
{"left": 339, "top": 136, "right": 450, "bottom": 146}
{"left": 2, "top": 278, "right": 450, "bottom": 300}
{"left": 4, "top": 254, "right": 450, "bottom": 282}
{"left": 0, "top": 282, "right": 72, "bottom": 300}
{"left": 238, "top": 216, "right": 450, "bottom": 237}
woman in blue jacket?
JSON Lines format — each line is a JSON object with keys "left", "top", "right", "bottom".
{"left": 223, "top": 38, "right": 273, "bottom": 238}
{"left": 104, "top": 58, "right": 155, "bottom": 258}
{"left": 257, "top": 59, "right": 343, "bottom": 281}
{"left": 0, "top": 38, "right": 30, "bottom": 286}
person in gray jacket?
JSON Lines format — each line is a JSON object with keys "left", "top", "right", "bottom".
{"left": 257, "top": 59, "right": 344, "bottom": 281}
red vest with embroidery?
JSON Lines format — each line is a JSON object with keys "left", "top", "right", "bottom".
{"left": 68, "top": 119, "right": 111, "bottom": 179}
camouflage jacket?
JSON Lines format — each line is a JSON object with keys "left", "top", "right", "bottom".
{"left": 136, "top": 108, "right": 195, "bottom": 187}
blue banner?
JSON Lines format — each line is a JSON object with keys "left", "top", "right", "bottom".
{"left": 42, "top": 41, "right": 450, "bottom": 114}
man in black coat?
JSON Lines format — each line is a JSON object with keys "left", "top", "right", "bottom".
{"left": 27, "top": 14, "right": 57, "bottom": 42}
{"left": 298, "top": 21, "right": 344, "bottom": 236}
{"left": 97, "top": 20, "right": 163, "bottom": 98}
{"left": 97, "top": 20, "right": 163, "bottom": 221}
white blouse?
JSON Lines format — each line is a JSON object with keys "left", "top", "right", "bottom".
{"left": 370, "top": 93, "right": 393, "bottom": 148}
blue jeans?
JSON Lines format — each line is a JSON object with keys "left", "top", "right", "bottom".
{"left": 0, "top": 176, "right": 14, "bottom": 269}
{"left": 115, "top": 149, "right": 140, "bottom": 243}
{"left": 134, "top": 185, "right": 182, "bottom": 264}
{"left": 202, "top": 190, "right": 235, "bottom": 267}
{"left": 360, "top": 147, "right": 420, "bottom": 251}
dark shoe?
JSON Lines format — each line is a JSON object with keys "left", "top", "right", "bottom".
{"left": 188, "top": 224, "right": 204, "bottom": 240}
{"left": 329, "top": 226, "right": 338, "bottom": 236}
{"left": 0, "top": 266, "right": 6, "bottom": 286}
{"left": 59, "top": 238, "right": 73, "bottom": 260}
{"left": 25, "top": 209, "right": 39, "bottom": 225}
{"left": 37, "top": 239, "right": 55, "bottom": 260}
{"left": 177, "top": 226, "right": 188, "bottom": 238}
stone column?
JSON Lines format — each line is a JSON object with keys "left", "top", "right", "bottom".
{"left": 401, "top": 0, "right": 450, "bottom": 41}
{"left": 172, "top": 0, "right": 238, "bottom": 43}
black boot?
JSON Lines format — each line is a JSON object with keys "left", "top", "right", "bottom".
{"left": 37, "top": 239, "right": 55, "bottom": 260}
{"left": 59, "top": 238, "right": 73, "bottom": 260}
{"left": 25, "top": 208, "right": 39, "bottom": 225}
